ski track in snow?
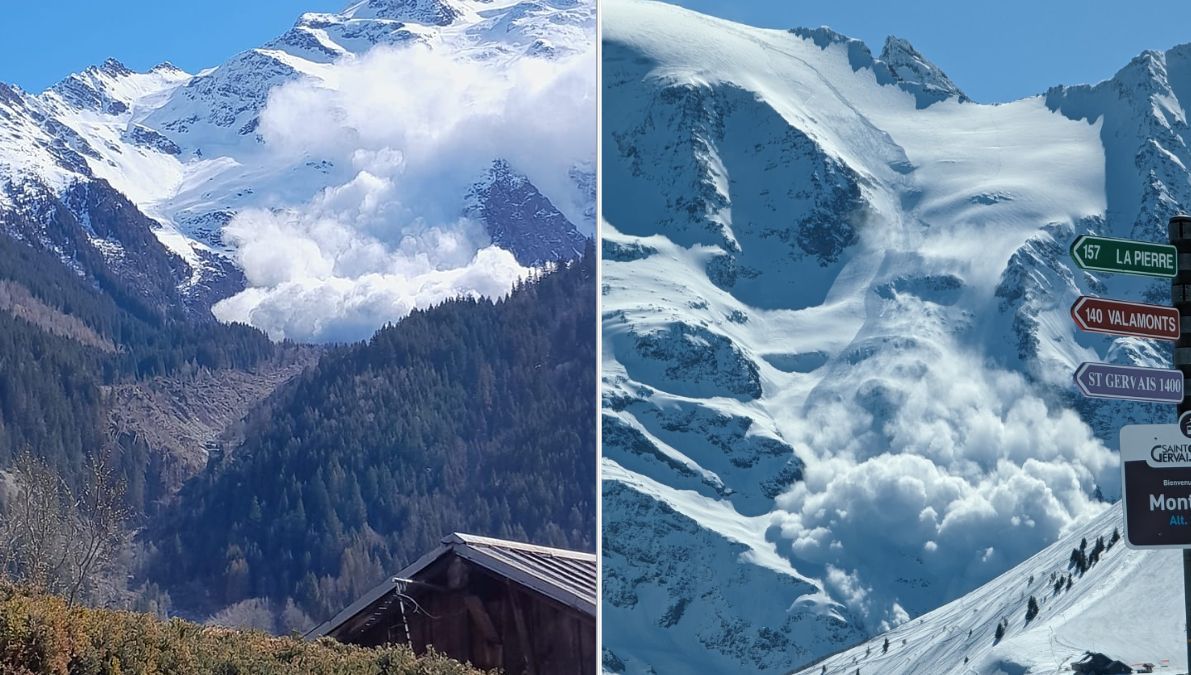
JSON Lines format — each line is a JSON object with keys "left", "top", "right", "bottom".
{"left": 795, "top": 505, "right": 1184, "bottom": 674}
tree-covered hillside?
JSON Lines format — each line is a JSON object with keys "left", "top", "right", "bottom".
{"left": 0, "top": 224, "right": 277, "bottom": 508}
{"left": 148, "top": 242, "right": 597, "bottom": 621}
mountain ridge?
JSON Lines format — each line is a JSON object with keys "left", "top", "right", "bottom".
{"left": 601, "top": 0, "right": 1188, "bottom": 671}
{"left": 0, "top": 0, "right": 595, "bottom": 342}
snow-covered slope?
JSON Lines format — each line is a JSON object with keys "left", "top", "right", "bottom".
{"left": 601, "top": 0, "right": 1191, "bottom": 672}
{"left": 0, "top": 0, "right": 594, "bottom": 339}
{"left": 794, "top": 504, "right": 1183, "bottom": 674}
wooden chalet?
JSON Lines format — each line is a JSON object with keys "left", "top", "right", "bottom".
{"left": 306, "top": 533, "right": 596, "bottom": 674}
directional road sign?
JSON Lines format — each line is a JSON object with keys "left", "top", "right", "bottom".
{"left": 1070, "top": 235, "right": 1177, "bottom": 278}
{"left": 1121, "top": 420, "right": 1191, "bottom": 548}
{"left": 1070, "top": 296, "right": 1180, "bottom": 341}
{"left": 1073, "top": 362, "right": 1183, "bottom": 404}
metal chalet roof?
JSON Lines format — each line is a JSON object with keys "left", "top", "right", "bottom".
{"left": 306, "top": 532, "right": 596, "bottom": 639}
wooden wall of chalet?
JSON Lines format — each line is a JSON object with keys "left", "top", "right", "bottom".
{"left": 343, "top": 554, "right": 595, "bottom": 675}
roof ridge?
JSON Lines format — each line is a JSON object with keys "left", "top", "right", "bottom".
{"left": 443, "top": 532, "right": 597, "bottom": 560}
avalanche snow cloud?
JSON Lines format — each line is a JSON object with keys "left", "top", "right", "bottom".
{"left": 0, "top": 0, "right": 596, "bottom": 343}
{"left": 598, "top": 0, "right": 1164, "bottom": 671}
{"left": 212, "top": 42, "right": 595, "bottom": 342}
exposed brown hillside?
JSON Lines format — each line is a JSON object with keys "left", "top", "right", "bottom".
{"left": 103, "top": 346, "right": 321, "bottom": 513}
{"left": 0, "top": 280, "right": 115, "bottom": 352}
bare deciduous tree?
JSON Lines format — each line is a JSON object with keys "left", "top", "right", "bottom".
{"left": 0, "top": 450, "right": 130, "bottom": 605}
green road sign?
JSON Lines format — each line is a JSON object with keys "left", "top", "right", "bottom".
{"left": 1070, "top": 235, "right": 1177, "bottom": 278}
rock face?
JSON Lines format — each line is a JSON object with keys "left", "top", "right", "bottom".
{"left": 602, "top": 0, "right": 1189, "bottom": 672}
{"left": 790, "top": 27, "right": 969, "bottom": 108}
{"left": 879, "top": 36, "right": 970, "bottom": 107}
{"left": 348, "top": 0, "right": 463, "bottom": 24}
{"left": 625, "top": 322, "right": 762, "bottom": 400}
{"left": 467, "top": 159, "right": 589, "bottom": 266}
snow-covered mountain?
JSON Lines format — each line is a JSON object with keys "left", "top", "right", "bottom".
{"left": 0, "top": 0, "right": 594, "bottom": 340}
{"left": 793, "top": 505, "right": 1181, "bottom": 674}
{"left": 601, "top": 0, "right": 1191, "bottom": 672}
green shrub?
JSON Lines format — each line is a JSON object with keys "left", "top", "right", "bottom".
{"left": 0, "top": 583, "right": 483, "bottom": 675}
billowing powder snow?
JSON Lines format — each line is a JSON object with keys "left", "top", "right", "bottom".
{"left": 600, "top": 0, "right": 1164, "bottom": 672}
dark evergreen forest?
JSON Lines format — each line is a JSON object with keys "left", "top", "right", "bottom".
{"left": 0, "top": 197, "right": 595, "bottom": 623}
{"left": 146, "top": 242, "right": 597, "bottom": 621}
{"left": 0, "top": 232, "right": 275, "bottom": 497}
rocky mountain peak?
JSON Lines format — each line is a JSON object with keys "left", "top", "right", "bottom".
{"left": 96, "top": 57, "right": 133, "bottom": 78}
{"left": 790, "top": 28, "right": 966, "bottom": 108}
{"left": 1112, "top": 48, "right": 1178, "bottom": 107}
{"left": 44, "top": 57, "right": 189, "bottom": 118}
{"left": 49, "top": 71, "right": 129, "bottom": 115}
{"left": 879, "top": 35, "right": 968, "bottom": 106}
{"left": 150, "top": 61, "right": 185, "bottom": 74}
{"left": 340, "top": 0, "right": 464, "bottom": 25}
{"left": 467, "top": 159, "right": 588, "bottom": 266}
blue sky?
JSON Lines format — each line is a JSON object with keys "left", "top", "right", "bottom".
{"left": 668, "top": 0, "right": 1191, "bottom": 102}
{"left": 5, "top": 1, "right": 1191, "bottom": 101}
{"left": 0, "top": 1, "right": 343, "bottom": 91}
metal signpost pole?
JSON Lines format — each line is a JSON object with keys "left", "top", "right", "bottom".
{"left": 1170, "top": 214, "right": 1191, "bottom": 673}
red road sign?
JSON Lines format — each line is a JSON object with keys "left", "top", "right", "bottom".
{"left": 1070, "top": 296, "right": 1180, "bottom": 341}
